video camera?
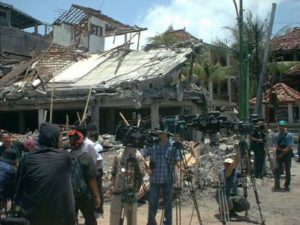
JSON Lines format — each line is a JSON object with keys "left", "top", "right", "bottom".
{"left": 115, "top": 125, "right": 162, "bottom": 148}
{"left": 161, "top": 112, "right": 263, "bottom": 135}
{"left": 115, "top": 112, "right": 264, "bottom": 147}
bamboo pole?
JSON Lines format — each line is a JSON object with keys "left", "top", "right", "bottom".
{"left": 119, "top": 112, "right": 130, "bottom": 126}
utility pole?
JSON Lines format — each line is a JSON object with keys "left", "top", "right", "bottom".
{"left": 236, "top": 0, "right": 248, "bottom": 120}
{"left": 254, "top": 3, "right": 276, "bottom": 117}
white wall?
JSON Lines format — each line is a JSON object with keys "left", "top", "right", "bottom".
{"left": 53, "top": 24, "right": 74, "bottom": 46}
{"left": 88, "top": 16, "right": 105, "bottom": 53}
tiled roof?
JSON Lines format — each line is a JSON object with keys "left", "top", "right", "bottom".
{"left": 272, "top": 28, "right": 300, "bottom": 52}
{"left": 249, "top": 82, "right": 300, "bottom": 104}
{"left": 286, "top": 65, "right": 300, "bottom": 76}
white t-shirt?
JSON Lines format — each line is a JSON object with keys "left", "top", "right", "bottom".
{"left": 81, "top": 137, "right": 102, "bottom": 165}
{"left": 93, "top": 141, "right": 104, "bottom": 169}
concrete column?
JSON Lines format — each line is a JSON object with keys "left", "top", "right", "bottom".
{"left": 38, "top": 109, "right": 45, "bottom": 127}
{"left": 91, "top": 101, "right": 100, "bottom": 131}
{"left": 227, "top": 77, "right": 232, "bottom": 103}
{"left": 192, "top": 102, "right": 202, "bottom": 141}
{"left": 288, "top": 103, "right": 293, "bottom": 123}
{"left": 208, "top": 80, "right": 213, "bottom": 101}
{"left": 151, "top": 103, "right": 159, "bottom": 129}
{"left": 34, "top": 24, "right": 39, "bottom": 34}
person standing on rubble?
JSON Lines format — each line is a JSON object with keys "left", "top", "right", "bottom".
{"left": 142, "top": 129, "right": 181, "bottom": 225}
{"left": 14, "top": 122, "right": 76, "bottom": 225}
{"left": 88, "top": 128, "right": 105, "bottom": 217}
{"left": 110, "top": 145, "right": 146, "bottom": 225}
{"left": 273, "top": 120, "right": 294, "bottom": 192}
{"left": 249, "top": 123, "right": 266, "bottom": 178}
{"left": 68, "top": 130, "right": 100, "bottom": 225}
{"left": 76, "top": 125, "right": 102, "bottom": 169}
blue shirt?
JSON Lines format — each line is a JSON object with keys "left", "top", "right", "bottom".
{"left": 142, "top": 141, "right": 181, "bottom": 184}
{"left": 274, "top": 132, "right": 293, "bottom": 148}
{"left": 0, "top": 160, "right": 16, "bottom": 200}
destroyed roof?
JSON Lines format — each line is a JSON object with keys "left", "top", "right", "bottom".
{"left": 272, "top": 27, "right": 300, "bottom": 52}
{"left": 0, "top": 2, "right": 43, "bottom": 29}
{"left": 54, "top": 4, "right": 146, "bottom": 36}
{"left": 167, "top": 28, "right": 202, "bottom": 44}
{"left": 50, "top": 47, "right": 192, "bottom": 87}
{"left": 249, "top": 82, "right": 300, "bottom": 104}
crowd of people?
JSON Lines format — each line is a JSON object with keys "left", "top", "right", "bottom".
{"left": 0, "top": 119, "right": 299, "bottom": 225}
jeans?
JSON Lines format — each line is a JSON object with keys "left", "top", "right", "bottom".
{"left": 274, "top": 153, "right": 292, "bottom": 188}
{"left": 147, "top": 183, "right": 173, "bottom": 225}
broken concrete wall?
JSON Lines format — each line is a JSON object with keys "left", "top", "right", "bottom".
{"left": 0, "top": 26, "right": 50, "bottom": 57}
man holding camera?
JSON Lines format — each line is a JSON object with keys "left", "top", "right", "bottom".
{"left": 142, "top": 130, "right": 181, "bottom": 225}
{"left": 110, "top": 146, "right": 146, "bottom": 225}
{"left": 273, "top": 120, "right": 294, "bottom": 192}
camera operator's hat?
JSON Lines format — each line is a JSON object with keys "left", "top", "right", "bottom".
{"left": 224, "top": 158, "right": 234, "bottom": 164}
{"left": 278, "top": 120, "right": 286, "bottom": 127}
{"left": 0, "top": 149, "right": 17, "bottom": 164}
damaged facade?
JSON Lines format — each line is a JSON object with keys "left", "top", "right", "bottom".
{"left": 0, "top": 4, "right": 207, "bottom": 134}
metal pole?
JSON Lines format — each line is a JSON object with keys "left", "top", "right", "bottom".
{"left": 254, "top": 3, "right": 277, "bottom": 117}
{"left": 238, "top": 0, "right": 247, "bottom": 120}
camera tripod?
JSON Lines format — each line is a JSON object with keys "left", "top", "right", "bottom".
{"left": 118, "top": 152, "right": 141, "bottom": 225}
{"left": 238, "top": 135, "right": 266, "bottom": 225}
{"left": 208, "top": 133, "right": 231, "bottom": 225}
{"left": 172, "top": 141, "right": 203, "bottom": 225}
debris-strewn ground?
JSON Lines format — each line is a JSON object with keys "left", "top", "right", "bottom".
{"left": 81, "top": 157, "right": 300, "bottom": 225}
{"left": 10, "top": 132, "right": 300, "bottom": 225}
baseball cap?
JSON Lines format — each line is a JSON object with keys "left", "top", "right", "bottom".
{"left": 224, "top": 158, "right": 234, "bottom": 164}
{"left": 278, "top": 120, "right": 286, "bottom": 127}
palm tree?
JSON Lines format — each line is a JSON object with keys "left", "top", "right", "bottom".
{"left": 221, "top": 11, "right": 268, "bottom": 97}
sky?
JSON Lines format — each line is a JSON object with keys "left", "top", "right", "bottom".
{"left": 1, "top": 0, "right": 300, "bottom": 48}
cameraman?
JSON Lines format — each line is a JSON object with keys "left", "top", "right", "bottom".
{"left": 273, "top": 120, "right": 294, "bottom": 192}
{"left": 142, "top": 129, "right": 181, "bottom": 225}
{"left": 110, "top": 146, "right": 146, "bottom": 225}
{"left": 249, "top": 123, "right": 266, "bottom": 178}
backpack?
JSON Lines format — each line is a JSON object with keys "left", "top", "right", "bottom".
{"left": 70, "top": 151, "right": 89, "bottom": 198}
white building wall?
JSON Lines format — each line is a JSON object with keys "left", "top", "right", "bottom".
{"left": 88, "top": 16, "right": 105, "bottom": 53}
{"left": 53, "top": 24, "right": 74, "bottom": 46}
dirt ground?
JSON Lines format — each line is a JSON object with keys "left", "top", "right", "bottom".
{"left": 79, "top": 157, "right": 300, "bottom": 225}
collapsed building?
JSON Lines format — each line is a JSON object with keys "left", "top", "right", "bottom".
{"left": 0, "top": 4, "right": 208, "bottom": 134}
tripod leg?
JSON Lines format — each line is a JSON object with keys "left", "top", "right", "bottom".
{"left": 159, "top": 209, "right": 164, "bottom": 225}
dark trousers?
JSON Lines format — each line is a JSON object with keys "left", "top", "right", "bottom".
{"left": 96, "top": 168, "right": 104, "bottom": 214}
{"left": 274, "top": 154, "right": 292, "bottom": 188}
{"left": 254, "top": 150, "right": 266, "bottom": 178}
{"left": 75, "top": 194, "right": 97, "bottom": 225}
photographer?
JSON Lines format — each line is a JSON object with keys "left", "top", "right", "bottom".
{"left": 249, "top": 123, "right": 266, "bottom": 178}
{"left": 142, "top": 129, "right": 181, "bottom": 225}
{"left": 217, "top": 157, "right": 250, "bottom": 217}
{"left": 273, "top": 120, "right": 294, "bottom": 192}
{"left": 110, "top": 146, "right": 146, "bottom": 225}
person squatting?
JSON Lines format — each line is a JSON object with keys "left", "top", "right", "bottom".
{"left": 0, "top": 120, "right": 292, "bottom": 225}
